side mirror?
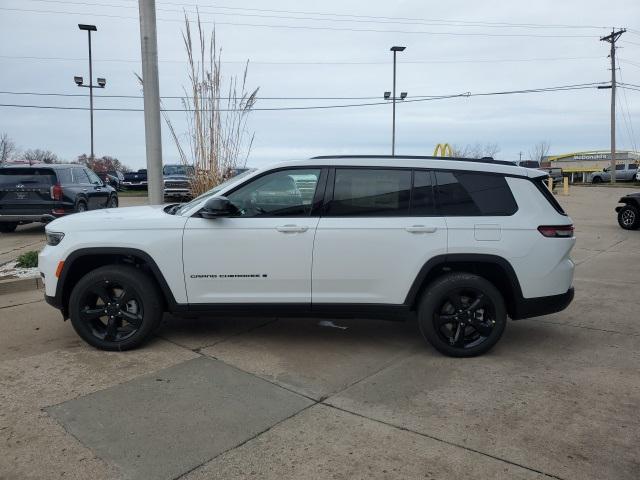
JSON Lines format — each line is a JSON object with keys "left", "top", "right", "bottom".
{"left": 200, "top": 196, "right": 238, "bottom": 219}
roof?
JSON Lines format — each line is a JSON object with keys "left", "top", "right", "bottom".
{"left": 259, "top": 155, "right": 536, "bottom": 178}
{"left": 0, "top": 163, "right": 78, "bottom": 169}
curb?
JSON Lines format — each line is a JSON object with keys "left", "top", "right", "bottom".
{"left": 0, "top": 276, "right": 44, "bottom": 295}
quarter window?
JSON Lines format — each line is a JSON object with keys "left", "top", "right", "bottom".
{"left": 227, "top": 169, "right": 320, "bottom": 217}
{"left": 434, "top": 171, "right": 518, "bottom": 216}
{"left": 327, "top": 168, "right": 410, "bottom": 216}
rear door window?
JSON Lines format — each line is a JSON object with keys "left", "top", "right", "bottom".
{"left": 327, "top": 168, "right": 410, "bottom": 216}
{"left": 434, "top": 171, "right": 518, "bottom": 216}
{"left": 72, "top": 167, "right": 89, "bottom": 184}
{"left": 411, "top": 170, "right": 436, "bottom": 215}
{"left": 0, "top": 168, "right": 56, "bottom": 188}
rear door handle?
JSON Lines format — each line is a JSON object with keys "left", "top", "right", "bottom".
{"left": 276, "top": 225, "right": 309, "bottom": 233}
{"left": 405, "top": 225, "right": 437, "bottom": 233}
{"left": 82, "top": 188, "right": 88, "bottom": 192}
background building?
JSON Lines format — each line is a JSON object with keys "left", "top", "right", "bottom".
{"left": 541, "top": 150, "right": 640, "bottom": 182}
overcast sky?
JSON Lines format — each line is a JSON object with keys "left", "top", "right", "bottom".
{"left": 1, "top": 0, "right": 639, "bottom": 170}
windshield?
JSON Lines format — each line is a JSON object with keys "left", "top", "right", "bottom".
{"left": 163, "top": 165, "right": 195, "bottom": 176}
{"left": 173, "top": 168, "right": 257, "bottom": 215}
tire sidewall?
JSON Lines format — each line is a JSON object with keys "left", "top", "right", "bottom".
{"left": 418, "top": 273, "right": 507, "bottom": 357}
{"left": 69, "top": 265, "right": 163, "bottom": 350}
{"left": 76, "top": 201, "right": 87, "bottom": 213}
{"left": 618, "top": 205, "right": 640, "bottom": 230}
{"left": 108, "top": 196, "right": 118, "bottom": 208}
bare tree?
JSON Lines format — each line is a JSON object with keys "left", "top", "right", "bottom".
{"left": 76, "top": 154, "right": 130, "bottom": 172}
{"left": 161, "top": 12, "right": 259, "bottom": 197}
{"left": 451, "top": 142, "right": 501, "bottom": 159}
{"left": 528, "top": 141, "right": 551, "bottom": 165}
{"left": 21, "top": 149, "right": 59, "bottom": 165}
{"left": 0, "top": 133, "right": 17, "bottom": 164}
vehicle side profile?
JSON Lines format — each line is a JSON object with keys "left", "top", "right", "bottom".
{"left": 0, "top": 164, "right": 118, "bottom": 232}
{"left": 589, "top": 162, "right": 638, "bottom": 183}
{"left": 39, "top": 156, "right": 575, "bottom": 357}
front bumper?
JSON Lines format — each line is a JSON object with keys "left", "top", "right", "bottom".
{"left": 511, "top": 287, "right": 574, "bottom": 320}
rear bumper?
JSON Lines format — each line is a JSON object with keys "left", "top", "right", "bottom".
{"left": 511, "top": 287, "right": 574, "bottom": 320}
{"left": 0, "top": 213, "right": 56, "bottom": 223}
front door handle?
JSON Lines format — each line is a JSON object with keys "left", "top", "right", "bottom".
{"left": 405, "top": 225, "right": 437, "bottom": 233}
{"left": 276, "top": 225, "right": 308, "bottom": 233}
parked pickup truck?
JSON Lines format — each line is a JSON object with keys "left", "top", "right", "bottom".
{"left": 589, "top": 163, "right": 638, "bottom": 183}
{"left": 122, "top": 169, "right": 147, "bottom": 190}
{"left": 163, "top": 164, "right": 194, "bottom": 200}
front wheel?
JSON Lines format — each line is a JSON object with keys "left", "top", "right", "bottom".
{"left": 418, "top": 273, "right": 507, "bottom": 357}
{"left": 592, "top": 176, "right": 602, "bottom": 184}
{"left": 618, "top": 204, "right": 640, "bottom": 230}
{"left": 107, "top": 195, "right": 118, "bottom": 208}
{"left": 68, "top": 265, "right": 163, "bottom": 350}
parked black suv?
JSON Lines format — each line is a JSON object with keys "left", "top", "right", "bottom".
{"left": 0, "top": 164, "right": 118, "bottom": 232}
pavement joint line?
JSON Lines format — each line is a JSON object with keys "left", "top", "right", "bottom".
{"left": 322, "top": 403, "right": 567, "bottom": 480}
{"left": 172, "top": 401, "right": 319, "bottom": 480}
{"left": 573, "top": 237, "right": 628, "bottom": 267}
{"left": 0, "top": 298, "right": 44, "bottom": 309}
{"left": 537, "top": 318, "right": 639, "bottom": 337}
{"left": 573, "top": 276, "right": 639, "bottom": 287}
{"left": 0, "top": 239, "right": 44, "bottom": 257}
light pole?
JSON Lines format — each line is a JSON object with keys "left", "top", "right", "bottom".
{"left": 75, "top": 24, "right": 106, "bottom": 162}
{"left": 385, "top": 46, "right": 407, "bottom": 156}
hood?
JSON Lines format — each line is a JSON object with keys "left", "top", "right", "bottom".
{"left": 46, "top": 205, "right": 188, "bottom": 232}
{"left": 163, "top": 174, "right": 190, "bottom": 181}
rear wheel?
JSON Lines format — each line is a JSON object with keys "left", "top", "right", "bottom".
{"left": 418, "top": 272, "right": 507, "bottom": 357}
{"left": 618, "top": 204, "right": 640, "bottom": 230}
{"left": 68, "top": 265, "right": 163, "bottom": 350}
{"left": 0, "top": 222, "right": 18, "bottom": 233}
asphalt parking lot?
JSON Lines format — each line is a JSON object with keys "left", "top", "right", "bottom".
{"left": 1, "top": 186, "right": 639, "bottom": 480}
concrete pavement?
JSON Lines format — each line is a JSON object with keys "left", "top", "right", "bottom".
{"left": 1, "top": 186, "right": 639, "bottom": 480}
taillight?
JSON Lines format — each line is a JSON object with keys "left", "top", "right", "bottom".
{"left": 50, "top": 183, "right": 63, "bottom": 201}
{"left": 538, "top": 225, "right": 574, "bottom": 238}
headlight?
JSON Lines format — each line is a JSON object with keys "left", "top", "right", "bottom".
{"left": 46, "top": 231, "right": 65, "bottom": 246}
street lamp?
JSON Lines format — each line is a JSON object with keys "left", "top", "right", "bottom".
{"left": 384, "top": 46, "right": 407, "bottom": 156}
{"left": 74, "top": 24, "right": 105, "bottom": 162}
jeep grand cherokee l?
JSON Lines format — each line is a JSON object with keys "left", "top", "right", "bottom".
{"left": 0, "top": 164, "right": 118, "bottom": 232}
{"left": 39, "top": 156, "right": 575, "bottom": 357}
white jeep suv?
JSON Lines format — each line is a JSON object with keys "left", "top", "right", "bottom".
{"left": 39, "top": 156, "right": 575, "bottom": 357}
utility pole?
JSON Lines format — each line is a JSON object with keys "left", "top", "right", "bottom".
{"left": 519, "top": 151, "right": 522, "bottom": 164}
{"left": 384, "top": 46, "right": 407, "bottom": 156}
{"left": 138, "top": 0, "right": 164, "bottom": 205}
{"left": 601, "top": 28, "right": 626, "bottom": 184}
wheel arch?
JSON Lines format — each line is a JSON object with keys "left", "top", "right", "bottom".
{"left": 55, "top": 247, "right": 180, "bottom": 318}
{"left": 405, "top": 254, "right": 524, "bottom": 319}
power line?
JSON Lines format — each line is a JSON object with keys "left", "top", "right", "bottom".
{"left": 98, "top": 0, "right": 615, "bottom": 30}
{"left": 0, "top": 6, "right": 601, "bottom": 38}
{"left": 23, "top": 0, "right": 615, "bottom": 32}
{"left": 0, "top": 53, "right": 605, "bottom": 66}
{"left": 0, "top": 83, "right": 607, "bottom": 112}
{"left": 0, "top": 82, "right": 607, "bottom": 101}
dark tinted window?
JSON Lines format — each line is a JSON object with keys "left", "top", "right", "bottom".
{"left": 411, "top": 170, "right": 436, "bottom": 215}
{"left": 615, "top": 164, "right": 625, "bottom": 171}
{"left": 0, "top": 168, "right": 56, "bottom": 187}
{"left": 328, "top": 168, "right": 410, "bottom": 216}
{"left": 629, "top": 164, "right": 638, "bottom": 170}
{"left": 434, "top": 171, "right": 518, "bottom": 216}
{"left": 56, "top": 168, "right": 72, "bottom": 184}
{"left": 72, "top": 167, "right": 89, "bottom": 184}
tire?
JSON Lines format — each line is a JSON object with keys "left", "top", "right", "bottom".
{"left": 592, "top": 176, "right": 602, "bottom": 184}
{"left": 107, "top": 196, "right": 118, "bottom": 208}
{"left": 75, "top": 201, "right": 88, "bottom": 213}
{"left": 417, "top": 272, "right": 507, "bottom": 357}
{"left": 0, "top": 222, "right": 18, "bottom": 233}
{"left": 618, "top": 204, "right": 640, "bottom": 230}
{"left": 68, "top": 265, "right": 164, "bottom": 351}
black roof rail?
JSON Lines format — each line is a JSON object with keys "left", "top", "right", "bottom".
{"left": 310, "top": 155, "right": 517, "bottom": 166}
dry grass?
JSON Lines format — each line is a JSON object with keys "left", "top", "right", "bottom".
{"left": 163, "top": 11, "right": 258, "bottom": 197}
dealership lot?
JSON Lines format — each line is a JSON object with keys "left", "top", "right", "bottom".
{"left": 1, "top": 186, "right": 638, "bottom": 479}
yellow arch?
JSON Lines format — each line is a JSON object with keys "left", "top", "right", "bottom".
{"left": 433, "top": 143, "right": 453, "bottom": 157}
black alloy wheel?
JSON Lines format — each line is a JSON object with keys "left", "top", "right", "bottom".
{"left": 618, "top": 204, "right": 640, "bottom": 230}
{"left": 418, "top": 273, "right": 507, "bottom": 357}
{"left": 69, "top": 265, "right": 162, "bottom": 350}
